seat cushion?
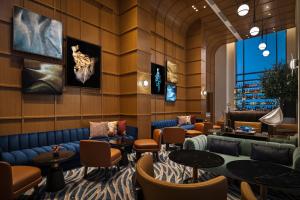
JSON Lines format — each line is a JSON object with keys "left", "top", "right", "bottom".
{"left": 110, "top": 148, "right": 121, "bottom": 162}
{"left": 12, "top": 166, "right": 41, "bottom": 192}
{"left": 185, "top": 130, "right": 203, "bottom": 137}
{"left": 134, "top": 139, "right": 158, "bottom": 149}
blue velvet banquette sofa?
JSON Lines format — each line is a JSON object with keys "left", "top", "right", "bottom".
{"left": 151, "top": 118, "right": 203, "bottom": 138}
{"left": 0, "top": 126, "right": 138, "bottom": 170}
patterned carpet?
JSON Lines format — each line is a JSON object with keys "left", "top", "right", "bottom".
{"left": 21, "top": 146, "right": 300, "bottom": 200}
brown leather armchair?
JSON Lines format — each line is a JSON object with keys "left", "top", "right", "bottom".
{"left": 133, "top": 129, "right": 162, "bottom": 161}
{"left": 80, "top": 140, "right": 122, "bottom": 177}
{"left": 0, "top": 162, "right": 42, "bottom": 200}
{"left": 194, "top": 122, "right": 213, "bottom": 134}
{"left": 163, "top": 127, "right": 185, "bottom": 150}
{"left": 234, "top": 121, "right": 262, "bottom": 133}
{"left": 136, "top": 154, "right": 228, "bottom": 200}
{"left": 241, "top": 182, "right": 257, "bottom": 200}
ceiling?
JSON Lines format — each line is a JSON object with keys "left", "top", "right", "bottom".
{"left": 147, "top": 0, "right": 296, "bottom": 47}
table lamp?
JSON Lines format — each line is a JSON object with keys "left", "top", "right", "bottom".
{"left": 259, "top": 107, "right": 283, "bottom": 135}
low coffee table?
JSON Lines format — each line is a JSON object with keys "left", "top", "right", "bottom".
{"left": 109, "top": 137, "right": 133, "bottom": 166}
{"left": 169, "top": 150, "right": 224, "bottom": 183}
{"left": 33, "top": 151, "right": 75, "bottom": 192}
{"left": 227, "top": 160, "right": 300, "bottom": 200}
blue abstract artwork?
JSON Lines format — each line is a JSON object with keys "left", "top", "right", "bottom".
{"left": 151, "top": 63, "right": 165, "bottom": 95}
{"left": 13, "top": 6, "right": 63, "bottom": 59}
{"left": 165, "top": 83, "right": 176, "bottom": 102}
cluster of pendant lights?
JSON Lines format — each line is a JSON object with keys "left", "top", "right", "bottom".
{"left": 237, "top": 1, "right": 270, "bottom": 57}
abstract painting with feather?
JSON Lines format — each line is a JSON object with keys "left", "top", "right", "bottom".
{"left": 13, "top": 6, "right": 63, "bottom": 59}
{"left": 22, "top": 59, "right": 63, "bottom": 94}
{"left": 66, "top": 37, "right": 101, "bottom": 88}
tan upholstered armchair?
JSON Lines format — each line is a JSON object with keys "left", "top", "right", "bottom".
{"left": 136, "top": 154, "right": 228, "bottom": 200}
{"left": 80, "top": 140, "right": 122, "bottom": 178}
{"left": 234, "top": 121, "right": 262, "bottom": 133}
{"left": 241, "top": 182, "right": 257, "bottom": 200}
{"left": 0, "top": 162, "right": 42, "bottom": 200}
{"left": 133, "top": 129, "right": 162, "bottom": 161}
{"left": 163, "top": 127, "right": 185, "bottom": 150}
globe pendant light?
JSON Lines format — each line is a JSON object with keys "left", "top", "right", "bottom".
{"left": 237, "top": 4, "right": 249, "bottom": 16}
{"left": 250, "top": 26, "right": 259, "bottom": 36}
{"left": 263, "top": 50, "right": 270, "bottom": 57}
{"left": 258, "top": 42, "right": 267, "bottom": 50}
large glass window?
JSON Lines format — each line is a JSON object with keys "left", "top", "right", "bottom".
{"left": 235, "top": 30, "right": 286, "bottom": 111}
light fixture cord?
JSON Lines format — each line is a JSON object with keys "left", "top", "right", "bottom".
{"left": 253, "top": 0, "right": 256, "bottom": 23}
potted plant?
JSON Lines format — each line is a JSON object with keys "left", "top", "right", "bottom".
{"left": 260, "top": 63, "right": 298, "bottom": 118}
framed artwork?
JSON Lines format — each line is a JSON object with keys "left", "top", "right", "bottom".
{"left": 22, "top": 59, "right": 63, "bottom": 94}
{"left": 13, "top": 6, "right": 63, "bottom": 59}
{"left": 167, "top": 60, "right": 178, "bottom": 84}
{"left": 151, "top": 63, "right": 165, "bottom": 95}
{"left": 165, "top": 83, "right": 177, "bottom": 102}
{"left": 66, "top": 37, "right": 101, "bottom": 88}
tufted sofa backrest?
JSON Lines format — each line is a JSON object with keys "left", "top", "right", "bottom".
{"left": 0, "top": 128, "right": 90, "bottom": 152}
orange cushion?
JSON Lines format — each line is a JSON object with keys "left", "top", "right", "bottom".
{"left": 12, "top": 166, "right": 41, "bottom": 192}
{"left": 134, "top": 139, "right": 158, "bottom": 149}
{"left": 186, "top": 130, "right": 203, "bottom": 137}
{"left": 110, "top": 148, "right": 121, "bottom": 161}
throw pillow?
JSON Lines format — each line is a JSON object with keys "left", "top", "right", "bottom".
{"left": 190, "top": 115, "right": 196, "bottom": 124}
{"left": 250, "top": 144, "right": 291, "bottom": 165}
{"left": 118, "top": 120, "right": 127, "bottom": 135}
{"left": 208, "top": 139, "right": 240, "bottom": 156}
{"left": 89, "top": 122, "right": 109, "bottom": 138}
{"left": 178, "top": 116, "right": 191, "bottom": 126}
{"left": 108, "top": 121, "right": 118, "bottom": 136}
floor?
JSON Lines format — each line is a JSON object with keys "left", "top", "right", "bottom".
{"left": 20, "top": 146, "right": 300, "bottom": 200}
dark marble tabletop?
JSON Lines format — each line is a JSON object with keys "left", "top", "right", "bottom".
{"left": 33, "top": 151, "right": 75, "bottom": 166}
{"left": 168, "top": 149, "right": 224, "bottom": 168}
{"left": 227, "top": 160, "right": 300, "bottom": 189}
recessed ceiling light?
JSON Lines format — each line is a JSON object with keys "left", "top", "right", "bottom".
{"left": 268, "top": 13, "right": 271, "bottom": 16}
{"left": 203, "top": 5, "right": 207, "bottom": 8}
{"left": 192, "top": 5, "right": 195, "bottom": 8}
{"left": 266, "top": 5, "right": 269, "bottom": 9}
{"left": 195, "top": 9, "right": 198, "bottom": 12}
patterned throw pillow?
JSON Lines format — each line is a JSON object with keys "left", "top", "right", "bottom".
{"left": 118, "top": 120, "right": 127, "bottom": 136}
{"left": 89, "top": 122, "right": 108, "bottom": 138}
{"left": 108, "top": 121, "right": 118, "bottom": 136}
{"left": 178, "top": 116, "right": 191, "bottom": 126}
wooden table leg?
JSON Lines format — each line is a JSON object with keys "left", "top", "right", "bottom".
{"left": 259, "top": 185, "right": 268, "bottom": 200}
{"left": 192, "top": 167, "right": 198, "bottom": 182}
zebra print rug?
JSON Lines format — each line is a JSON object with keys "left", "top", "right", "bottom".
{"left": 21, "top": 146, "right": 300, "bottom": 200}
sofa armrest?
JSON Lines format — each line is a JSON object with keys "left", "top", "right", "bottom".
{"left": 126, "top": 126, "right": 138, "bottom": 140}
{"left": 293, "top": 147, "right": 300, "bottom": 171}
{"left": 183, "top": 135, "right": 207, "bottom": 150}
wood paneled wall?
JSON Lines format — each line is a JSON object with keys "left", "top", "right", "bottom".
{"left": 0, "top": 0, "right": 212, "bottom": 138}
{"left": 186, "top": 20, "right": 206, "bottom": 118}
{"left": 0, "top": 0, "right": 120, "bottom": 135}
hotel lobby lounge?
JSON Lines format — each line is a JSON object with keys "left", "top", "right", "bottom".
{"left": 0, "top": 0, "right": 300, "bottom": 199}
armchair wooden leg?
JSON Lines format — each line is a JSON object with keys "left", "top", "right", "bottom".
{"left": 166, "top": 143, "right": 169, "bottom": 151}
{"left": 83, "top": 166, "right": 88, "bottom": 178}
{"left": 104, "top": 167, "right": 108, "bottom": 180}
{"left": 30, "top": 185, "right": 39, "bottom": 200}
{"left": 136, "top": 151, "right": 141, "bottom": 161}
{"left": 153, "top": 152, "right": 159, "bottom": 162}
